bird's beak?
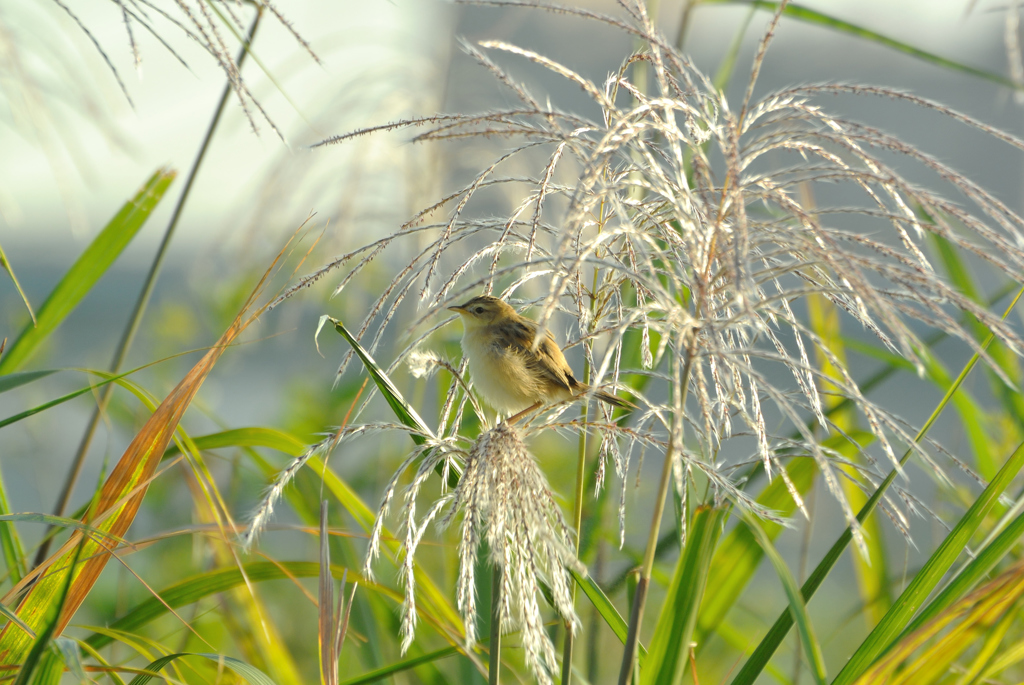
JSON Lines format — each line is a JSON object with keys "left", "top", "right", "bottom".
{"left": 447, "top": 304, "right": 466, "bottom": 313}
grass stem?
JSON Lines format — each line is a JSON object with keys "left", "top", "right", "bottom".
{"left": 618, "top": 345, "right": 695, "bottom": 684}
{"left": 489, "top": 563, "right": 502, "bottom": 685}
{"left": 561, "top": 358, "right": 591, "bottom": 685}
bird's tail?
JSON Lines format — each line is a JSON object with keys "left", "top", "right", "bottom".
{"left": 591, "top": 386, "right": 636, "bottom": 410}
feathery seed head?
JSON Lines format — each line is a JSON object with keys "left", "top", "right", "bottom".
{"left": 442, "top": 423, "right": 580, "bottom": 685}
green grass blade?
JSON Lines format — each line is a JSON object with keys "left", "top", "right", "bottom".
{"left": 709, "top": 1, "right": 1019, "bottom": 89}
{"left": 0, "top": 169, "right": 176, "bottom": 374}
{"left": 850, "top": 562, "right": 1024, "bottom": 685}
{"left": 337, "top": 645, "right": 461, "bottom": 685}
{"left": 0, "top": 513, "right": 129, "bottom": 547}
{"left": 848, "top": 335, "right": 997, "bottom": 478}
{"left": 163, "top": 427, "right": 306, "bottom": 458}
{"left": 741, "top": 511, "right": 826, "bottom": 685}
{"left": 12, "top": 541, "right": 82, "bottom": 685}
{"left": 325, "top": 316, "right": 434, "bottom": 444}
{"left": 79, "top": 558, "right": 461, "bottom": 678}
{"left": 569, "top": 567, "right": 647, "bottom": 661}
{"left": 327, "top": 316, "right": 461, "bottom": 487}
{"left": 730, "top": 285, "right": 1024, "bottom": 685}
{"left": 929, "top": 231, "right": 1024, "bottom": 437}
{"left": 0, "top": 602, "right": 33, "bottom": 639}
{"left": 0, "top": 362, "right": 174, "bottom": 430}
{"left": 0, "top": 462, "right": 27, "bottom": 586}
{"left": 832, "top": 438, "right": 1024, "bottom": 685}
{"left": 0, "top": 241, "right": 35, "bottom": 326}
{"left": 81, "top": 562, "right": 366, "bottom": 650}
{"left": 906, "top": 506, "right": 1024, "bottom": 636}
{"left": 127, "top": 653, "right": 278, "bottom": 685}
{"left": 697, "top": 455, "right": 818, "bottom": 642}
{"left": 0, "top": 371, "right": 58, "bottom": 394}
{"left": 641, "top": 505, "right": 726, "bottom": 685}
{"left": 808, "top": 290, "right": 892, "bottom": 624}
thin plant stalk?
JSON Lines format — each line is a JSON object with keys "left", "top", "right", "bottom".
{"left": 489, "top": 564, "right": 502, "bottom": 685}
{"left": 619, "top": 346, "right": 695, "bottom": 685}
{"left": 560, "top": 363, "right": 590, "bottom": 685}
{"left": 33, "top": 8, "right": 264, "bottom": 568}
{"left": 562, "top": 219, "right": 603, "bottom": 685}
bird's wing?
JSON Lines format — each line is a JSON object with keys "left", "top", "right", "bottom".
{"left": 500, "top": 319, "right": 577, "bottom": 392}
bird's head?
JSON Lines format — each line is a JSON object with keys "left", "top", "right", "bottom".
{"left": 447, "top": 295, "right": 516, "bottom": 329}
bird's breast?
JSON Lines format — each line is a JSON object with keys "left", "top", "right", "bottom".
{"left": 463, "top": 330, "right": 542, "bottom": 413}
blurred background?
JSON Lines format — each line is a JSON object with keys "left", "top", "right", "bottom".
{"left": 2, "top": 1, "right": 1024, "bottom": 682}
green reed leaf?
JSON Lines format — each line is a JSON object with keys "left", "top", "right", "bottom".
{"left": 741, "top": 511, "right": 826, "bottom": 685}
{"left": 833, "top": 438, "right": 1024, "bottom": 685}
{"left": 0, "top": 371, "right": 57, "bottom": 394}
{"left": 697, "top": 455, "right": 818, "bottom": 642}
{"left": 907, "top": 506, "right": 1024, "bottom": 637}
{"left": 641, "top": 505, "right": 726, "bottom": 685}
{"left": 127, "top": 653, "right": 278, "bottom": 685}
{"left": 164, "top": 426, "right": 306, "bottom": 458}
{"left": 569, "top": 567, "right": 647, "bottom": 662}
{"left": 0, "top": 169, "right": 176, "bottom": 375}
{"left": 711, "top": 1, "right": 1019, "bottom": 89}
{"left": 338, "top": 645, "right": 461, "bottom": 685}
{"left": 324, "top": 316, "right": 434, "bottom": 444}
{"left": 0, "top": 240, "right": 35, "bottom": 327}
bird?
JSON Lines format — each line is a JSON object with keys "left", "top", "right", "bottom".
{"left": 447, "top": 295, "right": 633, "bottom": 421}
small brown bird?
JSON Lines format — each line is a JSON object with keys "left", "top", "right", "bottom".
{"left": 448, "top": 295, "right": 632, "bottom": 419}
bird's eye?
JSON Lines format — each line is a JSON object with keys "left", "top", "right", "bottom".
{"left": 474, "top": 306, "right": 484, "bottom": 314}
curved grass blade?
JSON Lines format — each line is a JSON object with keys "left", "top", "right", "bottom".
{"left": 848, "top": 335, "right": 997, "bottom": 480}
{"left": 0, "top": 464, "right": 27, "bottom": 587}
{"left": 850, "top": 561, "right": 1024, "bottom": 685}
{"left": 833, "top": 438, "right": 1024, "bottom": 685}
{"left": 905, "top": 505, "right": 1024, "bottom": 637}
{"left": 0, "top": 351, "right": 216, "bottom": 430}
{"left": 0, "top": 372, "right": 133, "bottom": 430}
{"left": 326, "top": 315, "right": 461, "bottom": 487}
{"left": 809, "top": 288, "right": 892, "bottom": 625}
{"left": 0, "top": 602, "right": 33, "bottom": 639}
{"left": 127, "top": 652, "right": 278, "bottom": 685}
{"left": 730, "top": 285, "right": 1024, "bottom": 685}
{"left": 697, "top": 454, "right": 818, "bottom": 643}
{"left": 80, "top": 562, "right": 366, "bottom": 651}
{"left": 0, "top": 169, "right": 176, "bottom": 375}
{"left": 11, "top": 540, "right": 82, "bottom": 685}
{"left": 0, "top": 513, "right": 130, "bottom": 548}
{"left": 711, "top": 1, "right": 1019, "bottom": 89}
{"left": 569, "top": 567, "right": 647, "bottom": 662}
{"left": 641, "top": 505, "right": 726, "bottom": 685}
{"left": 741, "top": 511, "right": 826, "bottom": 685}
{"left": 164, "top": 426, "right": 306, "bottom": 458}
{"left": 323, "top": 316, "right": 434, "bottom": 444}
{"left": 338, "top": 645, "right": 461, "bottom": 685}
